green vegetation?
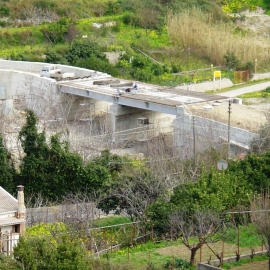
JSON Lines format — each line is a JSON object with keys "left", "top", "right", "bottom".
{"left": 93, "top": 216, "right": 131, "bottom": 228}
{"left": 222, "top": 225, "right": 263, "bottom": 248}
{"left": 238, "top": 86, "right": 270, "bottom": 98}
{"left": 0, "top": 0, "right": 270, "bottom": 86}
{"left": 0, "top": 133, "right": 16, "bottom": 193}
{"left": 15, "top": 110, "right": 111, "bottom": 202}
{"left": 222, "top": 255, "right": 268, "bottom": 269}
{"left": 106, "top": 242, "right": 194, "bottom": 270}
{"left": 1, "top": 0, "right": 270, "bottom": 268}
{"left": 0, "top": 218, "right": 265, "bottom": 270}
{"left": 1, "top": 110, "right": 270, "bottom": 268}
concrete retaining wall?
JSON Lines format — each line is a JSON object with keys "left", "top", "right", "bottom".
{"left": 197, "top": 251, "right": 268, "bottom": 270}
{"left": 0, "top": 60, "right": 109, "bottom": 78}
{"left": 0, "top": 69, "right": 61, "bottom": 117}
{"left": 173, "top": 107, "right": 257, "bottom": 157}
{"left": 197, "top": 263, "right": 220, "bottom": 270}
{"left": 0, "top": 61, "right": 110, "bottom": 118}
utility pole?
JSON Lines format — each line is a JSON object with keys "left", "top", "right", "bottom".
{"left": 228, "top": 100, "right": 231, "bottom": 159}
{"left": 193, "top": 116, "right": 196, "bottom": 170}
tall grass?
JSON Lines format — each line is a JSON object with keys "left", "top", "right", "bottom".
{"left": 167, "top": 8, "right": 270, "bottom": 69}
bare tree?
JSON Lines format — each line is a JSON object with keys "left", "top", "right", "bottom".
{"left": 25, "top": 193, "right": 51, "bottom": 226}
{"left": 61, "top": 193, "right": 99, "bottom": 231}
{"left": 170, "top": 210, "right": 224, "bottom": 266}
{"left": 250, "top": 124, "right": 270, "bottom": 153}
{"left": 64, "top": 25, "right": 79, "bottom": 47}
{"left": 250, "top": 194, "right": 270, "bottom": 270}
{"left": 99, "top": 163, "right": 165, "bottom": 221}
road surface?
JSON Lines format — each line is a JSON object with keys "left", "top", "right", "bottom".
{"left": 219, "top": 81, "right": 270, "bottom": 97}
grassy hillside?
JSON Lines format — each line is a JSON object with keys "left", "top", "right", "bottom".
{"left": 0, "top": 0, "right": 270, "bottom": 86}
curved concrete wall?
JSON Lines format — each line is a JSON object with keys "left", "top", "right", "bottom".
{"left": 0, "top": 60, "right": 110, "bottom": 118}
{"left": 0, "top": 60, "right": 109, "bottom": 78}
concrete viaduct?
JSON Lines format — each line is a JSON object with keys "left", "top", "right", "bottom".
{"left": 0, "top": 60, "right": 257, "bottom": 158}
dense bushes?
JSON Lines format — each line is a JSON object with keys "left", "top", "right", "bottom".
{"left": 0, "top": 134, "right": 16, "bottom": 194}
{"left": 8, "top": 110, "right": 112, "bottom": 202}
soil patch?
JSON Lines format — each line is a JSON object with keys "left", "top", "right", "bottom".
{"left": 229, "top": 260, "right": 268, "bottom": 270}
{"left": 156, "top": 243, "right": 264, "bottom": 265}
{"left": 188, "top": 99, "right": 269, "bottom": 133}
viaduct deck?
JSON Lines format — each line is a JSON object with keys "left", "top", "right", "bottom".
{"left": 58, "top": 77, "right": 229, "bottom": 115}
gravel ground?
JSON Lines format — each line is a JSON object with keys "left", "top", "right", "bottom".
{"left": 188, "top": 98, "right": 269, "bottom": 133}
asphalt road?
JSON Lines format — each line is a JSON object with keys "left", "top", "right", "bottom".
{"left": 219, "top": 81, "right": 270, "bottom": 97}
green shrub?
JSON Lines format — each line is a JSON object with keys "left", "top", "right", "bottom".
{"left": 224, "top": 50, "right": 240, "bottom": 70}
{"left": 33, "top": 0, "right": 56, "bottom": 10}
{"left": 0, "top": 20, "right": 8, "bottom": 27}
{"left": 45, "top": 51, "right": 69, "bottom": 65}
{"left": 0, "top": 6, "right": 10, "bottom": 17}
{"left": 122, "top": 13, "right": 136, "bottom": 25}
{"left": 66, "top": 39, "right": 106, "bottom": 64}
{"left": 265, "top": 86, "right": 270, "bottom": 93}
{"left": 75, "top": 56, "right": 120, "bottom": 77}
{"left": 164, "top": 257, "right": 192, "bottom": 269}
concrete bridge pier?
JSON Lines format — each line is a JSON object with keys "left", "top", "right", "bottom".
{"left": 109, "top": 104, "right": 176, "bottom": 145}
{"left": 173, "top": 106, "right": 194, "bottom": 158}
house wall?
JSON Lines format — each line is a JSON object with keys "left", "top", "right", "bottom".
{"left": 2, "top": 233, "right": 20, "bottom": 256}
{"left": 0, "top": 212, "right": 16, "bottom": 219}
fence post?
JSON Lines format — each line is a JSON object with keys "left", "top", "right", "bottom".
{"left": 128, "top": 246, "right": 130, "bottom": 263}
{"left": 110, "top": 228, "right": 113, "bottom": 253}
{"left": 221, "top": 240, "right": 224, "bottom": 267}
{"left": 104, "top": 228, "right": 107, "bottom": 249}
{"left": 170, "top": 222, "right": 173, "bottom": 242}
{"left": 90, "top": 232, "right": 94, "bottom": 254}
{"left": 130, "top": 225, "right": 133, "bottom": 246}
{"left": 151, "top": 224, "right": 154, "bottom": 242}
{"left": 200, "top": 238, "right": 202, "bottom": 263}
{"left": 236, "top": 226, "right": 240, "bottom": 261}
{"left": 144, "top": 223, "right": 146, "bottom": 243}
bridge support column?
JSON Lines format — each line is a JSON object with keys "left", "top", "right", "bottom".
{"left": 173, "top": 106, "right": 193, "bottom": 159}
{"left": 109, "top": 104, "right": 145, "bottom": 143}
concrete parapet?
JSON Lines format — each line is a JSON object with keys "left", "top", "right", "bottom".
{"left": 197, "top": 251, "right": 268, "bottom": 269}
{"left": 197, "top": 263, "right": 220, "bottom": 270}
{"left": 0, "top": 60, "right": 109, "bottom": 78}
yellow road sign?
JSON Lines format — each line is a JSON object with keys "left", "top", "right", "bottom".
{"left": 214, "top": 70, "right": 221, "bottom": 78}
